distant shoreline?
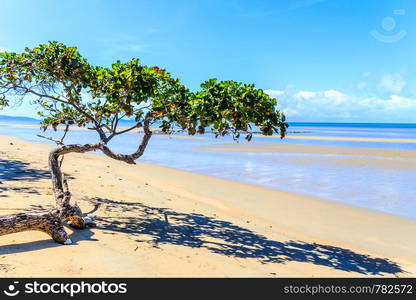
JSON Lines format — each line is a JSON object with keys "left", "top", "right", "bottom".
{"left": 1, "top": 115, "right": 416, "bottom": 128}
{"left": 3, "top": 123, "right": 416, "bottom": 143}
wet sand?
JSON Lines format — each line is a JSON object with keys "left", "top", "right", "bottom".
{"left": 285, "top": 135, "right": 416, "bottom": 144}
{"left": 200, "top": 142, "right": 416, "bottom": 159}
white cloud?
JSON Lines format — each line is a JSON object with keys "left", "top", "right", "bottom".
{"left": 378, "top": 74, "right": 406, "bottom": 93}
{"left": 380, "top": 95, "right": 416, "bottom": 110}
{"left": 294, "top": 91, "right": 317, "bottom": 99}
{"left": 323, "top": 89, "right": 346, "bottom": 100}
{"left": 323, "top": 90, "right": 342, "bottom": 97}
{"left": 266, "top": 88, "right": 416, "bottom": 122}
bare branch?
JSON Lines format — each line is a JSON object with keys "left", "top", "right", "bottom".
{"left": 37, "top": 134, "right": 65, "bottom": 146}
{"left": 60, "top": 124, "right": 70, "bottom": 144}
{"left": 10, "top": 83, "right": 109, "bottom": 141}
{"left": 100, "top": 113, "right": 153, "bottom": 164}
{"left": 106, "top": 123, "right": 140, "bottom": 141}
{"left": 111, "top": 114, "right": 120, "bottom": 132}
{"left": 18, "top": 84, "right": 68, "bottom": 104}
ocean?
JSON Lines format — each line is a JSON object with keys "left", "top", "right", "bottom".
{"left": 0, "top": 116, "right": 415, "bottom": 220}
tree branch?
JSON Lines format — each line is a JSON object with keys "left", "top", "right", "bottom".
{"left": 100, "top": 113, "right": 153, "bottom": 164}
{"left": 37, "top": 134, "right": 65, "bottom": 146}
{"left": 49, "top": 143, "right": 101, "bottom": 207}
{"left": 106, "top": 123, "right": 140, "bottom": 141}
{"left": 10, "top": 83, "right": 109, "bottom": 142}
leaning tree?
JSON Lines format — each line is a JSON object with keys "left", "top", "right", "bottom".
{"left": 0, "top": 42, "right": 287, "bottom": 244}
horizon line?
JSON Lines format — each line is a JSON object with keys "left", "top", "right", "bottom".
{"left": 0, "top": 114, "right": 415, "bottom": 125}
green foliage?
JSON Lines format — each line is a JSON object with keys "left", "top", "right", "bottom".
{"left": 0, "top": 42, "right": 287, "bottom": 140}
{"left": 191, "top": 79, "right": 286, "bottom": 139}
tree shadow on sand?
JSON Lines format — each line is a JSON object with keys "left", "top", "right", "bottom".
{"left": 0, "top": 158, "right": 50, "bottom": 181}
{"left": 0, "top": 158, "right": 51, "bottom": 197}
{"left": 0, "top": 193, "right": 405, "bottom": 276}
{"left": 81, "top": 197, "right": 404, "bottom": 276}
{"left": 0, "top": 158, "right": 73, "bottom": 196}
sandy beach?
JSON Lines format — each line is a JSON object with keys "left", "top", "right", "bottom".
{"left": 0, "top": 135, "right": 415, "bottom": 277}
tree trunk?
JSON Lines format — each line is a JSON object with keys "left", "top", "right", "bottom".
{"left": 0, "top": 143, "right": 100, "bottom": 244}
{"left": 0, "top": 213, "right": 70, "bottom": 244}
{"left": 0, "top": 118, "right": 152, "bottom": 244}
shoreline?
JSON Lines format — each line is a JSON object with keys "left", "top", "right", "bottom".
{"left": 0, "top": 134, "right": 415, "bottom": 277}
{"left": 5, "top": 123, "right": 416, "bottom": 144}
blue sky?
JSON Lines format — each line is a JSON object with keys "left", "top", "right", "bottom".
{"left": 0, "top": 0, "right": 415, "bottom": 122}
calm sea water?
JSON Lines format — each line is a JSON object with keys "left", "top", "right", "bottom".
{"left": 1, "top": 117, "right": 415, "bottom": 220}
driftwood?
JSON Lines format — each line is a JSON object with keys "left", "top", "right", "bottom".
{"left": 0, "top": 116, "right": 152, "bottom": 244}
